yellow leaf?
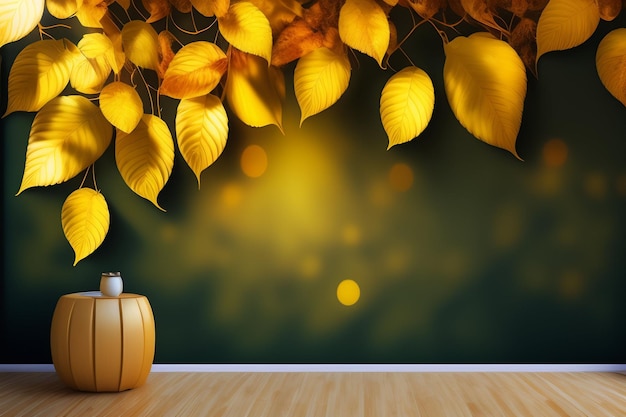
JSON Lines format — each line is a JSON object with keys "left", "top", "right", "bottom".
{"left": 4, "top": 39, "right": 80, "bottom": 116}
{"left": 247, "top": 0, "right": 303, "bottom": 35}
{"left": 115, "top": 114, "right": 174, "bottom": 210}
{"left": 121, "top": 20, "right": 160, "bottom": 70}
{"left": 443, "top": 32, "right": 526, "bottom": 159}
{"left": 596, "top": 28, "right": 626, "bottom": 107}
{"left": 338, "top": 0, "right": 390, "bottom": 67}
{"left": 61, "top": 188, "right": 110, "bottom": 266}
{"left": 46, "top": 0, "right": 82, "bottom": 19}
{"left": 17, "top": 95, "right": 113, "bottom": 194}
{"left": 294, "top": 47, "right": 351, "bottom": 125}
{"left": 176, "top": 94, "right": 228, "bottom": 187}
{"left": 191, "top": 0, "right": 229, "bottom": 17}
{"left": 380, "top": 66, "right": 435, "bottom": 149}
{"left": 536, "top": 0, "right": 600, "bottom": 64}
{"left": 0, "top": 0, "right": 44, "bottom": 47}
{"left": 75, "top": 0, "right": 107, "bottom": 28}
{"left": 225, "top": 49, "right": 283, "bottom": 129}
{"left": 70, "top": 35, "right": 112, "bottom": 94}
{"left": 100, "top": 81, "right": 143, "bottom": 133}
{"left": 77, "top": 32, "right": 113, "bottom": 60}
{"left": 70, "top": 54, "right": 111, "bottom": 94}
{"left": 78, "top": 32, "right": 123, "bottom": 75}
{"left": 142, "top": 0, "right": 171, "bottom": 22}
{"left": 116, "top": 0, "right": 130, "bottom": 8}
{"left": 218, "top": 1, "right": 273, "bottom": 63}
{"left": 160, "top": 41, "right": 228, "bottom": 99}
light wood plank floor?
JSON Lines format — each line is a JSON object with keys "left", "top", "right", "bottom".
{"left": 1, "top": 372, "right": 625, "bottom": 416}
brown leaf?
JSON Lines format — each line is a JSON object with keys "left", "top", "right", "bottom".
{"left": 460, "top": 0, "right": 507, "bottom": 34}
{"left": 158, "top": 30, "right": 176, "bottom": 78}
{"left": 403, "top": 0, "right": 445, "bottom": 20}
{"left": 492, "top": 0, "right": 527, "bottom": 17}
{"left": 271, "top": 1, "right": 341, "bottom": 67}
{"left": 169, "top": 0, "right": 192, "bottom": 13}
{"left": 598, "top": 0, "right": 622, "bottom": 21}
{"left": 142, "top": 0, "right": 171, "bottom": 22}
{"left": 510, "top": 17, "right": 537, "bottom": 77}
{"left": 271, "top": 17, "right": 325, "bottom": 67}
{"left": 527, "top": 0, "right": 549, "bottom": 11}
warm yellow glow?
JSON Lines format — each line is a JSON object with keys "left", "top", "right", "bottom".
{"left": 388, "top": 162, "right": 414, "bottom": 192}
{"left": 341, "top": 224, "right": 361, "bottom": 246}
{"left": 542, "top": 138, "right": 568, "bottom": 168}
{"left": 337, "top": 279, "right": 360, "bottom": 306}
{"left": 240, "top": 144, "right": 268, "bottom": 178}
{"left": 220, "top": 182, "right": 244, "bottom": 208}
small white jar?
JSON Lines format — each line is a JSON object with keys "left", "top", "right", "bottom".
{"left": 100, "top": 272, "right": 123, "bottom": 297}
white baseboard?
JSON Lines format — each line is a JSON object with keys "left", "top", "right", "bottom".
{"left": 1, "top": 364, "right": 626, "bottom": 373}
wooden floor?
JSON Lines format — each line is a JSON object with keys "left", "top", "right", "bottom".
{"left": 0, "top": 371, "right": 625, "bottom": 416}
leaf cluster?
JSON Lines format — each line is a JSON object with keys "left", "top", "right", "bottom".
{"left": 1, "top": 0, "right": 625, "bottom": 264}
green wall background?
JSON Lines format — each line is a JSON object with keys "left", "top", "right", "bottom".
{"left": 2, "top": 11, "right": 625, "bottom": 364}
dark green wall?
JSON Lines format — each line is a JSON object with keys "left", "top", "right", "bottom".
{"left": 2, "top": 12, "right": 625, "bottom": 364}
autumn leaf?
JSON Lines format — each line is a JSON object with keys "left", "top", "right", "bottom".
{"left": 100, "top": 81, "right": 144, "bottom": 133}
{"left": 142, "top": 0, "right": 171, "bottom": 23}
{"left": 160, "top": 41, "right": 228, "bottom": 99}
{"left": 598, "top": 0, "right": 622, "bottom": 21}
{"left": 70, "top": 34, "right": 112, "bottom": 94}
{"left": 460, "top": 0, "right": 505, "bottom": 34}
{"left": 0, "top": 0, "right": 44, "bottom": 48}
{"left": 444, "top": 32, "right": 526, "bottom": 159}
{"left": 75, "top": 0, "right": 108, "bottom": 28}
{"left": 247, "top": 0, "right": 302, "bottom": 34}
{"left": 4, "top": 39, "right": 80, "bottom": 116}
{"left": 338, "top": 0, "right": 390, "bottom": 67}
{"left": 403, "top": 0, "right": 444, "bottom": 20}
{"left": 46, "top": 0, "right": 82, "bottom": 19}
{"left": 380, "top": 66, "right": 434, "bottom": 149}
{"left": 100, "top": 14, "right": 126, "bottom": 74}
{"left": 17, "top": 95, "right": 113, "bottom": 194}
{"left": 225, "top": 48, "right": 283, "bottom": 130}
{"left": 536, "top": 0, "right": 600, "bottom": 65}
{"left": 294, "top": 47, "right": 351, "bottom": 125}
{"left": 218, "top": 1, "right": 273, "bottom": 63}
{"left": 271, "top": 16, "right": 325, "bottom": 67}
{"left": 121, "top": 20, "right": 160, "bottom": 70}
{"left": 596, "top": 28, "right": 626, "bottom": 107}
{"left": 62, "top": 188, "right": 110, "bottom": 266}
{"left": 157, "top": 30, "right": 176, "bottom": 77}
{"left": 191, "top": 0, "right": 229, "bottom": 17}
{"left": 510, "top": 18, "right": 538, "bottom": 77}
{"left": 176, "top": 94, "right": 229, "bottom": 187}
{"left": 115, "top": 114, "right": 175, "bottom": 211}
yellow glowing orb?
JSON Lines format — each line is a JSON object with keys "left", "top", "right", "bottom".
{"left": 388, "top": 162, "right": 414, "bottom": 192}
{"left": 241, "top": 145, "right": 268, "bottom": 178}
{"left": 337, "top": 279, "right": 360, "bottom": 306}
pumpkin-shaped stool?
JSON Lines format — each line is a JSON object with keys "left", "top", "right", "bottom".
{"left": 50, "top": 273, "right": 155, "bottom": 392}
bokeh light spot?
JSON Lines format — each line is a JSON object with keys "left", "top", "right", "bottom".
{"left": 559, "top": 270, "right": 585, "bottom": 300}
{"left": 299, "top": 255, "right": 322, "bottom": 280}
{"left": 388, "top": 162, "right": 414, "bottom": 192}
{"left": 341, "top": 224, "right": 362, "bottom": 246}
{"left": 241, "top": 144, "right": 268, "bottom": 178}
{"left": 337, "top": 279, "right": 360, "bottom": 306}
{"left": 220, "top": 182, "right": 244, "bottom": 208}
{"left": 542, "top": 138, "right": 568, "bottom": 168}
{"left": 583, "top": 172, "right": 607, "bottom": 200}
